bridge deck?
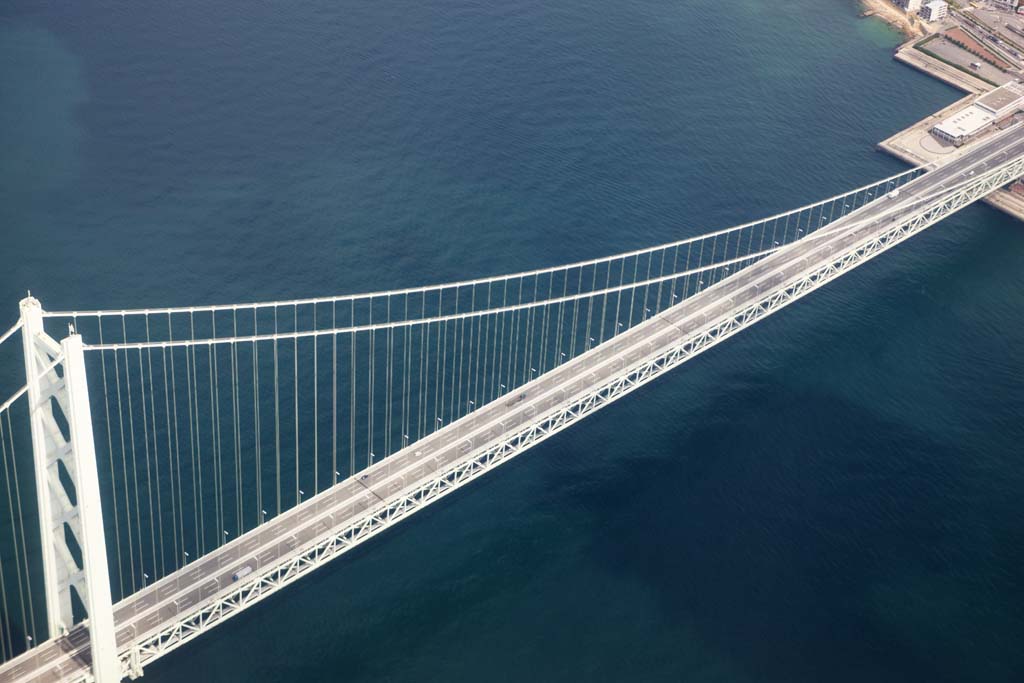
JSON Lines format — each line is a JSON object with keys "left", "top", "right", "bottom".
{"left": 2, "top": 124, "right": 1022, "bottom": 683}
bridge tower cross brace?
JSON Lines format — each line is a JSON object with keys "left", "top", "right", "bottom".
{"left": 19, "top": 297, "right": 121, "bottom": 683}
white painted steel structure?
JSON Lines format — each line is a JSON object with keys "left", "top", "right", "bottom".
{"left": 15, "top": 301, "right": 119, "bottom": 683}
{"left": 0, "top": 123, "right": 1021, "bottom": 683}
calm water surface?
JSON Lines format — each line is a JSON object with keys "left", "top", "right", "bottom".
{"left": 1, "top": 1, "right": 1023, "bottom": 681}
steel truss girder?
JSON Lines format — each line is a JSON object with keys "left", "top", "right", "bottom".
{"left": 110, "top": 155, "right": 1024, "bottom": 676}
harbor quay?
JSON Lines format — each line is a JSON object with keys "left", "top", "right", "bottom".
{"left": 876, "top": 3, "right": 1024, "bottom": 221}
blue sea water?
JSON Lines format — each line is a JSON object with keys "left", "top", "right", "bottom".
{"left": 1, "top": 0, "right": 1023, "bottom": 681}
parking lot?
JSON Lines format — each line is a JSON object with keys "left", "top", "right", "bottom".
{"left": 921, "top": 35, "right": 1016, "bottom": 85}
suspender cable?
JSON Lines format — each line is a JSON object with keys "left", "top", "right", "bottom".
{"left": 439, "top": 293, "right": 449, "bottom": 428}
{"left": 349, "top": 302, "right": 357, "bottom": 477}
{"left": 364, "top": 301, "right": 372, "bottom": 466}
{"left": 596, "top": 263, "right": 608, "bottom": 346}
{"left": 433, "top": 292, "right": 442, "bottom": 430}
{"left": 523, "top": 275, "right": 537, "bottom": 384}
{"left": 165, "top": 315, "right": 184, "bottom": 568}
{"left": 137, "top": 341, "right": 157, "bottom": 580}
{"left": 111, "top": 316, "right": 137, "bottom": 592}
{"left": 313, "top": 302, "right": 319, "bottom": 494}
{"left": 332, "top": 302, "right": 338, "bottom": 487}
{"left": 695, "top": 237, "right": 707, "bottom": 295}
{"left": 639, "top": 252, "right": 652, "bottom": 321}
{"left": 744, "top": 219, "right": 756, "bottom": 262}
{"left": 613, "top": 259, "right": 625, "bottom": 340}
{"left": 625, "top": 255, "right": 639, "bottom": 330}
{"left": 404, "top": 302, "right": 411, "bottom": 450}
{"left": 477, "top": 284, "right": 491, "bottom": 407}
{"left": 539, "top": 273, "right": 551, "bottom": 366}
{"left": 273, "top": 307, "right": 281, "bottom": 516}
{"left": 668, "top": 243, "right": 681, "bottom": 306}
{"left": 464, "top": 287, "right": 475, "bottom": 414}
{"left": 718, "top": 230, "right": 730, "bottom": 287}
{"left": 229, "top": 313, "right": 240, "bottom": 532}
{"left": 495, "top": 281, "right": 507, "bottom": 399}
{"left": 232, "top": 311, "right": 242, "bottom": 535}
{"left": 184, "top": 318, "right": 196, "bottom": 557}
{"left": 253, "top": 309, "right": 263, "bottom": 526}
{"left": 653, "top": 248, "right": 667, "bottom": 316}
{"left": 189, "top": 313, "right": 205, "bottom": 557}
{"left": 385, "top": 296, "right": 393, "bottom": 458}
{"left": 0, "top": 434, "right": 10, "bottom": 658}
{"left": 509, "top": 278, "right": 522, "bottom": 392}
{"left": 145, "top": 319, "right": 166, "bottom": 576}
{"left": 447, "top": 287, "right": 458, "bottom": 422}
{"left": 418, "top": 306, "right": 427, "bottom": 440}
{"left": 293, "top": 305, "right": 300, "bottom": 505}
{"left": 556, "top": 268, "right": 569, "bottom": 356}
{"left": 583, "top": 266, "right": 596, "bottom": 353}
{"left": 209, "top": 316, "right": 223, "bottom": 545}
{"left": 97, "top": 320, "right": 125, "bottom": 595}
{"left": 0, "top": 539, "right": 9, "bottom": 659}
{"left": 1, "top": 410, "right": 35, "bottom": 650}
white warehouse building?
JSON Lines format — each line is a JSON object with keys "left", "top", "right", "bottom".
{"left": 932, "top": 81, "right": 1024, "bottom": 145}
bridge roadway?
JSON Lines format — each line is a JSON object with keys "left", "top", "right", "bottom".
{"left": 3, "top": 124, "right": 1022, "bottom": 683}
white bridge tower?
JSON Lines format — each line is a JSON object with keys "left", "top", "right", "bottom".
{"left": 19, "top": 297, "right": 121, "bottom": 683}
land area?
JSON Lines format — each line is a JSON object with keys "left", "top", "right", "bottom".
{"left": 861, "top": 1, "right": 1024, "bottom": 220}
{"left": 862, "top": 0, "right": 1024, "bottom": 83}
{"left": 860, "top": 0, "right": 931, "bottom": 38}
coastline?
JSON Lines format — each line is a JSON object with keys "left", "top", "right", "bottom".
{"left": 877, "top": 29, "right": 1024, "bottom": 221}
{"left": 859, "top": 0, "right": 928, "bottom": 39}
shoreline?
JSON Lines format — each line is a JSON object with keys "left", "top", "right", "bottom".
{"left": 892, "top": 38, "right": 993, "bottom": 94}
{"left": 859, "top": 0, "right": 929, "bottom": 39}
{"left": 878, "top": 36, "right": 1024, "bottom": 221}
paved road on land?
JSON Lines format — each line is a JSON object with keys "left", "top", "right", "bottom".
{"left": 3, "top": 124, "right": 1022, "bottom": 683}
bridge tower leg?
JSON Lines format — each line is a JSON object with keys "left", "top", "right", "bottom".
{"left": 20, "top": 297, "right": 121, "bottom": 683}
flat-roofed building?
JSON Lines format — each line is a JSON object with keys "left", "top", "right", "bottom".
{"left": 903, "top": 0, "right": 923, "bottom": 12}
{"left": 931, "top": 81, "right": 1024, "bottom": 145}
{"left": 922, "top": 0, "right": 948, "bottom": 21}
{"left": 976, "top": 81, "right": 1024, "bottom": 118}
{"left": 932, "top": 105, "right": 996, "bottom": 145}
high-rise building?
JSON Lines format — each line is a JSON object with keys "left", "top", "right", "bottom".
{"left": 903, "top": 0, "right": 923, "bottom": 12}
{"left": 922, "top": 0, "right": 948, "bottom": 22}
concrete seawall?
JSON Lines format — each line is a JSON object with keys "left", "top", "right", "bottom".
{"left": 893, "top": 45, "right": 991, "bottom": 95}
{"left": 880, "top": 40, "right": 1024, "bottom": 221}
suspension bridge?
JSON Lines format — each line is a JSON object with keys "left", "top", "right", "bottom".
{"left": 1, "top": 123, "right": 1022, "bottom": 683}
